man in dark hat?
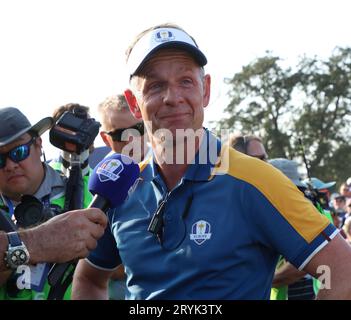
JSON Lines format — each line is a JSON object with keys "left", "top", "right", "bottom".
{"left": 0, "top": 110, "right": 107, "bottom": 300}
{"left": 0, "top": 107, "right": 73, "bottom": 299}
{"left": 0, "top": 107, "right": 56, "bottom": 204}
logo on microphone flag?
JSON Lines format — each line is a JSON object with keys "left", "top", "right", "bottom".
{"left": 96, "top": 159, "right": 124, "bottom": 182}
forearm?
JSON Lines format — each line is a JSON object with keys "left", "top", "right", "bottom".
{"left": 272, "top": 262, "right": 307, "bottom": 288}
{"left": 0, "top": 232, "right": 8, "bottom": 271}
{"left": 18, "top": 227, "right": 44, "bottom": 265}
{"left": 0, "top": 228, "right": 48, "bottom": 272}
{"left": 72, "top": 259, "right": 110, "bottom": 300}
{"left": 306, "top": 234, "right": 351, "bottom": 299}
{"left": 0, "top": 270, "right": 12, "bottom": 286}
{"left": 72, "top": 272, "right": 109, "bottom": 300}
{"left": 316, "top": 281, "right": 351, "bottom": 299}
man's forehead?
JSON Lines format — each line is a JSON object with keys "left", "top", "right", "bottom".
{"left": 109, "top": 110, "right": 139, "bottom": 129}
{"left": 0, "top": 133, "right": 31, "bottom": 152}
{"left": 137, "top": 49, "right": 200, "bottom": 75}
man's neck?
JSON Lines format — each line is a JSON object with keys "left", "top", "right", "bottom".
{"left": 151, "top": 128, "right": 205, "bottom": 190}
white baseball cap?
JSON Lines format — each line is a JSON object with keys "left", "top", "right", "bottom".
{"left": 127, "top": 27, "right": 207, "bottom": 77}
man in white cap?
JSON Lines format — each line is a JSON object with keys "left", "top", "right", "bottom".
{"left": 73, "top": 23, "right": 351, "bottom": 300}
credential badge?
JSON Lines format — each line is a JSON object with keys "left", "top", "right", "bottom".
{"left": 97, "top": 159, "right": 124, "bottom": 182}
{"left": 190, "top": 220, "right": 212, "bottom": 245}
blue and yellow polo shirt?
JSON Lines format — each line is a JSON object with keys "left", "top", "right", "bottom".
{"left": 86, "top": 129, "right": 337, "bottom": 299}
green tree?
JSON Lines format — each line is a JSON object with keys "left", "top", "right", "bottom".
{"left": 217, "top": 47, "right": 351, "bottom": 185}
{"left": 294, "top": 47, "right": 351, "bottom": 185}
{"left": 217, "top": 53, "right": 299, "bottom": 158}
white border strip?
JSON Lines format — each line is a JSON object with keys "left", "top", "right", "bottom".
{"left": 84, "top": 258, "right": 119, "bottom": 272}
{"left": 298, "top": 228, "right": 339, "bottom": 271}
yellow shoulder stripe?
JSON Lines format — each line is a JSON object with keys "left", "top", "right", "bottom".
{"left": 212, "top": 145, "right": 330, "bottom": 243}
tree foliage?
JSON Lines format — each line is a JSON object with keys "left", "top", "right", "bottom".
{"left": 216, "top": 47, "right": 351, "bottom": 186}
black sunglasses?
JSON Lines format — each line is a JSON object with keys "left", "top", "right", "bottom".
{"left": 106, "top": 122, "right": 145, "bottom": 142}
{"left": 0, "top": 137, "right": 36, "bottom": 169}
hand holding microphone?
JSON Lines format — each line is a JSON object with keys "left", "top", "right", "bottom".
{"left": 47, "top": 153, "right": 140, "bottom": 299}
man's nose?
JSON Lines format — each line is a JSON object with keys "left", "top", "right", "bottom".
{"left": 163, "top": 86, "right": 182, "bottom": 106}
{"left": 3, "top": 157, "right": 19, "bottom": 171}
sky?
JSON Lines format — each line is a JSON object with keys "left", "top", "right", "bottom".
{"left": 0, "top": 0, "right": 350, "bottom": 158}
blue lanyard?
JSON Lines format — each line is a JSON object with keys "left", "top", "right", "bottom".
{"left": 3, "top": 196, "right": 14, "bottom": 217}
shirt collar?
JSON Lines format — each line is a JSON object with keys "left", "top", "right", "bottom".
{"left": 34, "top": 163, "right": 66, "bottom": 200}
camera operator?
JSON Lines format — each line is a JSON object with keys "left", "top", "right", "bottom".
{"left": 50, "top": 103, "right": 98, "bottom": 209}
{"left": 0, "top": 106, "right": 90, "bottom": 300}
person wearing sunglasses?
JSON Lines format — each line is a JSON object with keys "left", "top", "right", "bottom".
{"left": 98, "top": 94, "right": 149, "bottom": 164}
{"left": 229, "top": 134, "right": 268, "bottom": 161}
{"left": 96, "top": 94, "right": 150, "bottom": 300}
{"left": 0, "top": 107, "right": 98, "bottom": 301}
{"left": 73, "top": 24, "right": 351, "bottom": 300}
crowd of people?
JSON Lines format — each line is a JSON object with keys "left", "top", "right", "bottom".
{"left": 0, "top": 23, "right": 351, "bottom": 300}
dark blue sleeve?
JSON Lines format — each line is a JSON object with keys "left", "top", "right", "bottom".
{"left": 86, "top": 222, "right": 121, "bottom": 270}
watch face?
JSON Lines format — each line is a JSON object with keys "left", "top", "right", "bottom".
{"left": 6, "top": 246, "right": 29, "bottom": 269}
{"left": 5, "top": 232, "right": 30, "bottom": 270}
{"left": 10, "top": 249, "right": 28, "bottom": 266}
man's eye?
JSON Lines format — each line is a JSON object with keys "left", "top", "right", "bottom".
{"left": 149, "top": 83, "right": 162, "bottom": 91}
{"left": 181, "top": 79, "right": 193, "bottom": 86}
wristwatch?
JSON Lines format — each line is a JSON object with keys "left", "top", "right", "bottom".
{"left": 4, "top": 232, "right": 30, "bottom": 270}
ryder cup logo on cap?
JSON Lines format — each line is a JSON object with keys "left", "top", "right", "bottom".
{"left": 190, "top": 220, "right": 212, "bottom": 245}
{"left": 97, "top": 159, "right": 124, "bottom": 182}
{"left": 127, "top": 27, "right": 207, "bottom": 77}
{"left": 155, "top": 30, "right": 175, "bottom": 42}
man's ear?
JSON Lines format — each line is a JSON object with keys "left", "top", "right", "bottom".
{"left": 35, "top": 136, "right": 43, "bottom": 149}
{"left": 100, "top": 131, "right": 112, "bottom": 148}
{"left": 124, "top": 89, "right": 142, "bottom": 119}
{"left": 203, "top": 74, "right": 211, "bottom": 109}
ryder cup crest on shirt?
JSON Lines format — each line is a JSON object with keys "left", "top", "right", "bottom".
{"left": 190, "top": 220, "right": 212, "bottom": 245}
{"left": 96, "top": 158, "right": 124, "bottom": 182}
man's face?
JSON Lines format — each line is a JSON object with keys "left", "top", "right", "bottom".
{"left": 246, "top": 140, "right": 268, "bottom": 161}
{"left": 346, "top": 199, "right": 351, "bottom": 214}
{"left": 333, "top": 197, "right": 346, "bottom": 211}
{"left": 0, "top": 133, "right": 44, "bottom": 199}
{"left": 131, "top": 49, "right": 211, "bottom": 138}
{"left": 340, "top": 185, "right": 351, "bottom": 198}
{"left": 101, "top": 109, "right": 147, "bottom": 162}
